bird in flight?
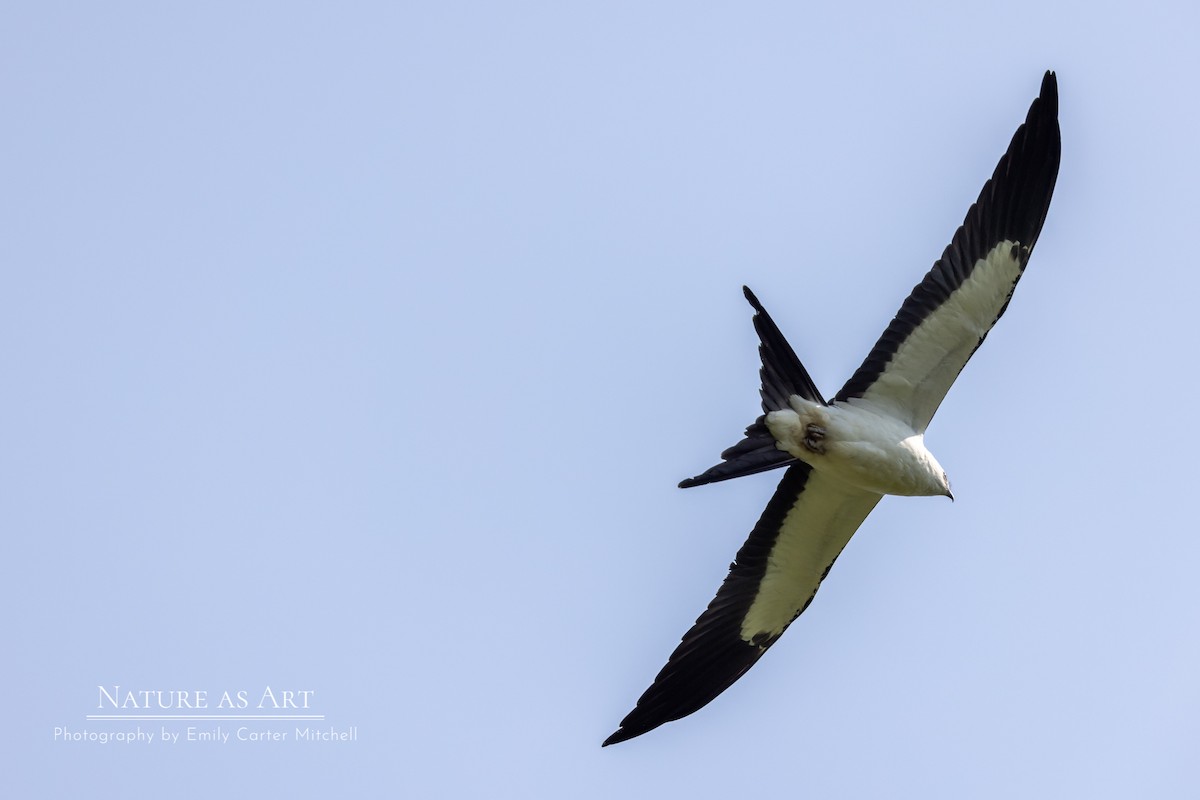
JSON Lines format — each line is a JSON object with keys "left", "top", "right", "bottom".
{"left": 604, "top": 72, "right": 1061, "bottom": 747}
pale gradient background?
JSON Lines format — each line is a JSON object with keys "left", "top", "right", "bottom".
{"left": 4, "top": 2, "right": 1199, "bottom": 797}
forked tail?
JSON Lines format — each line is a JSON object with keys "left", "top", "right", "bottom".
{"left": 679, "top": 287, "right": 826, "bottom": 488}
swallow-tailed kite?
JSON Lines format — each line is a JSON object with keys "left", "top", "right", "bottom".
{"left": 604, "top": 72, "right": 1060, "bottom": 746}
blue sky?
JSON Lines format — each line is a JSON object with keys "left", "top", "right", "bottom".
{"left": 4, "top": 2, "right": 1199, "bottom": 797}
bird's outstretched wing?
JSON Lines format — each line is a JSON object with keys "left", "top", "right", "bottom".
{"left": 836, "top": 71, "right": 1061, "bottom": 432}
{"left": 603, "top": 465, "right": 880, "bottom": 746}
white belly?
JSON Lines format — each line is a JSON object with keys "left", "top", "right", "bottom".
{"left": 766, "top": 398, "right": 952, "bottom": 498}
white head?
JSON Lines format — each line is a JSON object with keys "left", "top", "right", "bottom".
{"left": 923, "top": 450, "right": 954, "bottom": 501}
{"left": 901, "top": 435, "right": 954, "bottom": 500}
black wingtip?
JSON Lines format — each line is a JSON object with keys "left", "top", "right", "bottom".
{"left": 602, "top": 721, "right": 663, "bottom": 746}
{"left": 1040, "top": 70, "right": 1058, "bottom": 112}
{"left": 1008, "top": 69, "right": 1061, "bottom": 255}
{"left": 601, "top": 729, "right": 631, "bottom": 747}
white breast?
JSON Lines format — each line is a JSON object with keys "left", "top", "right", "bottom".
{"left": 767, "top": 398, "right": 951, "bottom": 497}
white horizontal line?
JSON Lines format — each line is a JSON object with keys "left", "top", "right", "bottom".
{"left": 85, "top": 715, "right": 326, "bottom": 720}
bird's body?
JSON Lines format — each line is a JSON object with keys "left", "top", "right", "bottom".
{"left": 766, "top": 398, "right": 950, "bottom": 498}
{"left": 604, "top": 72, "right": 1061, "bottom": 747}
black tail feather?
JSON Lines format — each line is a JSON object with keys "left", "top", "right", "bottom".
{"left": 680, "top": 288, "right": 823, "bottom": 488}
{"left": 679, "top": 416, "right": 796, "bottom": 488}
{"left": 743, "top": 286, "right": 825, "bottom": 412}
